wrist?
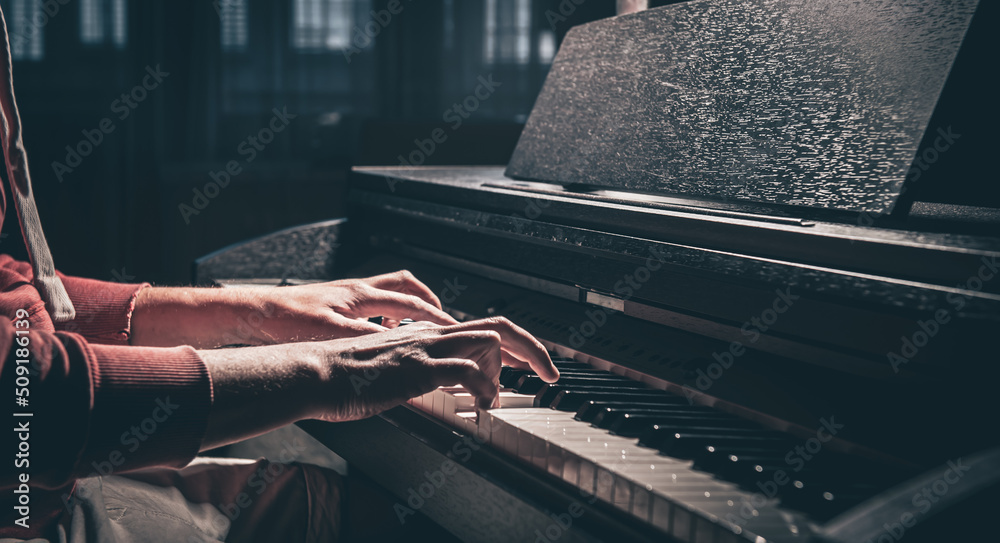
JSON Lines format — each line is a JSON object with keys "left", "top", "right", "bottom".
{"left": 132, "top": 286, "right": 262, "bottom": 349}
{"left": 200, "top": 341, "right": 328, "bottom": 448}
{"left": 213, "top": 287, "right": 275, "bottom": 346}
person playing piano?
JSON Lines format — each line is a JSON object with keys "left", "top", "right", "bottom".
{"left": 0, "top": 8, "right": 557, "bottom": 543}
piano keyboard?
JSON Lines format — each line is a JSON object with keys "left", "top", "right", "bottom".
{"left": 409, "top": 355, "right": 907, "bottom": 543}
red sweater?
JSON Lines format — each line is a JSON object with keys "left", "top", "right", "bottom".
{"left": 0, "top": 254, "right": 212, "bottom": 534}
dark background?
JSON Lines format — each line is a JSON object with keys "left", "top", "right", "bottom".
{"left": 0, "top": 0, "right": 625, "bottom": 285}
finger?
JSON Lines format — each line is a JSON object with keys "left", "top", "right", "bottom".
{"left": 502, "top": 350, "right": 532, "bottom": 371}
{"left": 433, "top": 358, "right": 498, "bottom": 410}
{"left": 357, "top": 287, "right": 459, "bottom": 326}
{"left": 380, "top": 317, "right": 401, "bottom": 329}
{"left": 363, "top": 270, "right": 443, "bottom": 309}
{"left": 443, "top": 317, "right": 558, "bottom": 382}
{"left": 332, "top": 316, "right": 389, "bottom": 337}
{"left": 425, "top": 330, "right": 503, "bottom": 382}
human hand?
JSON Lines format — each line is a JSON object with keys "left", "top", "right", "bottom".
{"left": 247, "top": 270, "right": 459, "bottom": 343}
{"left": 201, "top": 316, "right": 559, "bottom": 449}
{"left": 307, "top": 317, "right": 559, "bottom": 421}
{"left": 132, "top": 270, "right": 458, "bottom": 348}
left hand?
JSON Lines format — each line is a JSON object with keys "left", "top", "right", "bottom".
{"left": 247, "top": 270, "right": 459, "bottom": 344}
{"left": 131, "top": 270, "right": 459, "bottom": 348}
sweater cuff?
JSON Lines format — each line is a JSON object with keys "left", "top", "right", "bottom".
{"left": 55, "top": 275, "right": 149, "bottom": 345}
{"left": 81, "top": 342, "right": 212, "bottom": 474}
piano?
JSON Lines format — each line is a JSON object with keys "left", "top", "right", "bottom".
{"left": 195, "top": 1, "right": 1000, "bottom": 541}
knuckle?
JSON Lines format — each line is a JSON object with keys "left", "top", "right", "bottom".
{"left": 350, "top": 282, "right": 371, "bottom": 296}
{"left": 484, "top": 315, "right": 513, "bottom": 328}
{"left": 445, "top": 359, "right": 477, "bottom": 376}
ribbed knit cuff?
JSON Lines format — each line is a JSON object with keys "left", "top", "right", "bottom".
{"left": 81, "top": 341, "right": 212, "bottom": 475}
{"left": 55, "top": 275, "right": 149, "bottom": 345}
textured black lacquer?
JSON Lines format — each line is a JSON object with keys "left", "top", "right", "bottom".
{"left": 193, "top": 219, "right": 344, "bottom": 284}
{"left": 506, "top": 0, "right": 978, "bottom": 214}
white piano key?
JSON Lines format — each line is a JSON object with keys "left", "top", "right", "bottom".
{"left": 443, "top": 390, "right": 535, "bottom": 422}
{"left": 455, "top": 411, "right": 479, "bottom": 434}
{"left": 407, "top": 377, "right": 821, "bottom": 543}
{"left": 434, "top": 386, "right": 466, "bottom": 419}
{"left": 579, "top": 459, "right": 596, "bottom": 497}
{"left": 672, "top": 503, "right": 694, "bottom": 542}
{"left": 547, "top": 442, "right": 566, "bottom": 478}
{"left": 612, "top": 474, "right": 633, "bottom": 512}
{"left": 651, "top": 493, "right": 672, "bottom": 533}
{"left": 497, "top": 390, "right": 537, "bottom": 409}
{"left": 632, "top": 482, "right": 651, "bottom": 523}
{"left": 513, "top": 415, "right": 573, "bottom": 470}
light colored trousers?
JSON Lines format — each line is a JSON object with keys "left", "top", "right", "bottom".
{"left": 3, "top": 458, "right": 343, "bottom": 543}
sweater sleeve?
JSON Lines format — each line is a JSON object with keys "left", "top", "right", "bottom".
{"left": 0, "top": 322, "right": 212, "bottom": 491}
{"left": 0, "top": 255, "right": 148, "bottom": 345}
{"left": 54, "top": 273, "right": 149, "bottom": 345}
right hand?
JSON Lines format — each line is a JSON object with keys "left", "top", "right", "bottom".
{"left": 200, "top": 316, "right": 558, "bottom": 451}
{"left": 307, "top": 317, "right": 559, "bottom": 422}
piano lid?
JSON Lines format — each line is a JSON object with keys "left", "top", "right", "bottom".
{"left": 505, "top": 0, "right": 980, "bottom": 215}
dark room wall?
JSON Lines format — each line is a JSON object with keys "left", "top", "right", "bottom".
{"left": 0, "top": 0, "right": 616, "bottom": 285}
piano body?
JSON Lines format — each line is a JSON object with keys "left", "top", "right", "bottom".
{"left": 196, "top": 1, "right": 1000, "bottom": 541}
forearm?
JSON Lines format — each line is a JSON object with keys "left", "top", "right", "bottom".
{"left": 199, "top": 343, "right": 326, "bottom": 450}
{"left": 131, "top": 286, "right": 269, "bottom": 349}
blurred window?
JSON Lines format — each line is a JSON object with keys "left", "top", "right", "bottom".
{"left": 292, "top": 0, "right": 352, "bottom": 51}
{"left": 79, "top": 0, "right": 126, "bottom": 48}
{"left": 484, "top": 0, "right": 531, "bottom": 64}
{"left": 4, "top": 0, "right": 44, "bottom": 61}
{"left": 219, "top": 0, "right": 249, "bottom": 52}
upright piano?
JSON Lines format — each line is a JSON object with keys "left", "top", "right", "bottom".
{"left": 196, "top": 1, "right": 1000, "bottom": 541}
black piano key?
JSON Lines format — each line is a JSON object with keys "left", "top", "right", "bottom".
{"left": 574, "top": 398, "right": 696, "bottom": 422}
{"left": 775, "top": 481, "right": 873, "bottom": 519}
{"left": 499, "top": 367, "right": 529, "bottom": 388}
{"left": 551, "top": 359, "right": 594, "bottom": 370}
{"left": 590, "top": 406, "right": 721, "bottom": 428}
{"left": 652, "top": 432, "right": 797, "bottom": 459}
{"left": 607, "top": 413, "right": 740, "bottom": 437}
{"left": 637, "top": 424, "right": 778, "bottom": 449}
{"left": 535, "top": 385, "right": 655, "bottom": 408}
{"left": 548, "top": 390, "right": 681, "bottom": 411}
{"left": 500, "top": 366, "right": 613, "bottom": 386}
{"left": 516, "top": 375, "right": 647, "bottom": 395}
{"left": 694, "top": 452, "right": 807, "bottom": 482}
